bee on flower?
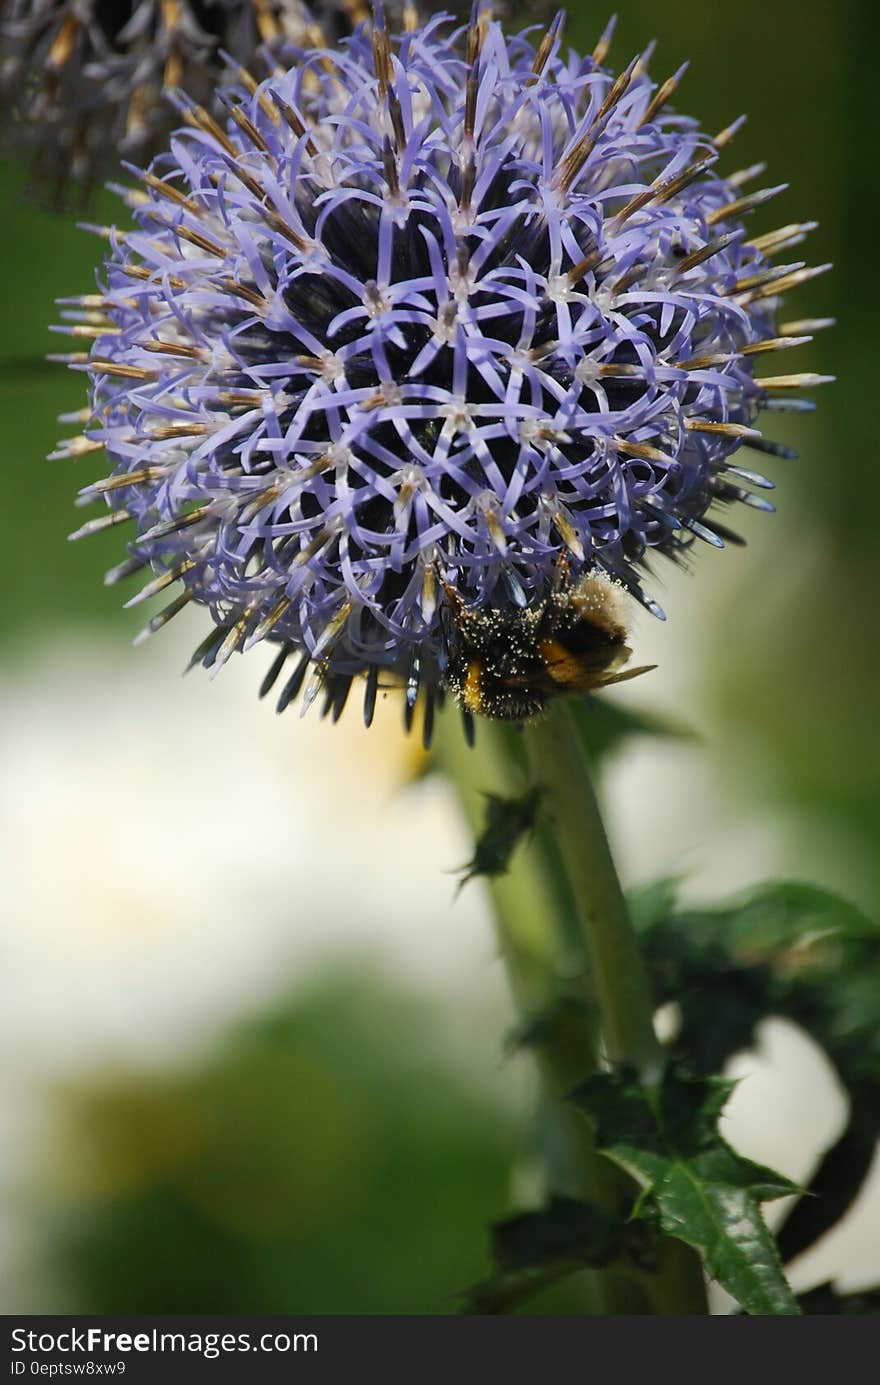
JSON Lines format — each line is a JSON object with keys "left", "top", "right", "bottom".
{"left": 51, "top": 3, "right": 832, "bottom": 739}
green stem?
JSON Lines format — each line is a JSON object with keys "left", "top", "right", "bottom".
{"left": 436, "top": 715, "right": 599, "bottom": 1103}
{"left": 437, "top": 715, "right": 625, "bottom": 1311}
{"left": 440, "top": 714, "right": 654, "bottom": 1307}
{"left": 522, "top": 700, "right": 709, "bottom": 1315}
{"left": 523, "top": 702, "right": 663, "bottom": 1080}
{"left": 450, "top": 730, "right": 570, "bottom": 1018}
{"left": 438, "top": 704, "right": 708, "bottom": 1314}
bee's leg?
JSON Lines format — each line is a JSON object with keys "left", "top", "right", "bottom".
{"left": 434, "top": 557, "right": 465, "bottom": 615}
{"left": 438, "top": 566, "right": 480, "bottom": 649}
{"left": 439, "top": 578, "right": 464, "bottom": 611}
{"left": 436, "top": 566, "right": 465, "bottom": 668}
{"left": 552, "top": 550, "right": 571, "bottom": 593}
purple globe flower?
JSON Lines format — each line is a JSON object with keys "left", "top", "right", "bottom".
{"left": 54, "top": 6, "right": 831, "bottom": 732}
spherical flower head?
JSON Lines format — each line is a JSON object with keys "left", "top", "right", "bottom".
{"left": 55, "top": 7, "right": 831, "bottom": 729}
{"left": 0, "top": 0, "right": 346, "bottom": 192}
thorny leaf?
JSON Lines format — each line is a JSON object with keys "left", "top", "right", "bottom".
{"left": 572, "top": 1067, "right": 801, "bottom": 1316}
{"left": 457, "top": 787, "right": 541, "bottom": 889}
{"left": 632, "top": 881, "right": 880, "bottom": 1263}
{"left": 462, "top": 1196, "right": 623, "bottom": 1315}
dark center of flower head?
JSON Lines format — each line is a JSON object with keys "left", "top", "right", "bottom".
{"left": 55, "top": 5, "right": 831, "bottom": 735}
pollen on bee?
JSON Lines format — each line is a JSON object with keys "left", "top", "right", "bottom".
{"left": 567, "top": 572, "right": 628, "bottom": 640}
{"left": 463, "top": 661, "right": 486, "bottom": 715}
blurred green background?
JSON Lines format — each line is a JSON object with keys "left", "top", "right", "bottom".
{"left": 0, "top": 0, "right": 877, "bottom": 1314}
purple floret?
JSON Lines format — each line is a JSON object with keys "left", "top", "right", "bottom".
{"left": 55, "top": 7, "right": 830, "bottom": 720}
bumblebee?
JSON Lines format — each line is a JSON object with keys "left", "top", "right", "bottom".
{"left": 442, "top": 569, "right": 653, "bottom": 722}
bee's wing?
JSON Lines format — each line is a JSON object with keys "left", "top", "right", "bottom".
{"left": 594, "top": 664, "right": 657, "bottom": 688}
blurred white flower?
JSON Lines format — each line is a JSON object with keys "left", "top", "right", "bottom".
{"left": 0, "top": 627, "right": 507, "bottom": 1078}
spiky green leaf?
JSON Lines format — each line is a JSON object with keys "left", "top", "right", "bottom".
{"left": 633, "top": 881, "right": 880, "bottom": 1260}
{"left": 457, "top": 787, "right": 541, "bottom": 888}
{"left": 462, "top": 1196, "right": 623, "bottom": 1314}
{"left": 573, "top": 1067, "right": 801, "bottom": 1316}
